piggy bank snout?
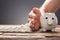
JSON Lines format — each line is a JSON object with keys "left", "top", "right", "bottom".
{"left": 47, "top": 21, "right": 53, "bottom": 26}
{"left": 48, "top": 23, "right": 53, "bottom": 26}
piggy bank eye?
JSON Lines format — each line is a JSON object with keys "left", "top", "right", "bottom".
{"left": 45, "top": 17, "right": 48, "bottom": 19}
{"left": 52, "top": 17, "right": 54, "bottom": 20}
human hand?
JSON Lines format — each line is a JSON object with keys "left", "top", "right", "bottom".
{"left": 28, "top": 7, "right": 41, "bottom": 31}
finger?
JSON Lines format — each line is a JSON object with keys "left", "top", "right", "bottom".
{"left": 32, "top": 7, "right": 41, "bottom": 16}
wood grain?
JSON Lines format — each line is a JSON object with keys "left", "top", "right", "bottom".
{"left": 0, "top": 25, "right": 60, "bottom": 39}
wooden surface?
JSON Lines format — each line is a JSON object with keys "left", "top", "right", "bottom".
{"left": 0, "top": 33, "right": 60, "bottom": 40}
{"left": 0, "top": 25, "right": 60, "bottom": 40}
{"left": 0, "top": 33, "right": 60, "bottom": 38}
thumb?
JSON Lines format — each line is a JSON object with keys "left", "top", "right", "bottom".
{"left": 32, "top": 7, "right": 41, "bottom": 15}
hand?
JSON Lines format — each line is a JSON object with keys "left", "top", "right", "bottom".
{"left": 28, "top": 7, "right": 41, "bottom": 31}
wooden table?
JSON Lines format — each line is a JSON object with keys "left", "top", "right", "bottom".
{"left": 0, "top": 25, "right": 60, "bottom": 40}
